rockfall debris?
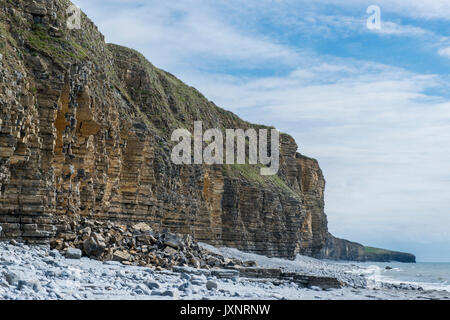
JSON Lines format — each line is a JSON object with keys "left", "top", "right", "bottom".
{"left": 51, "top": 220, "right": 257, "bottom": 271}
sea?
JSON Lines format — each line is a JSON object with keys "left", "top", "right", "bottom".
{"left": 352, "top": 261, "right": 450, "bottom": 292}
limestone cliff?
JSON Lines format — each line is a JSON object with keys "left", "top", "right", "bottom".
{"left": 315, "top": 234, "right": 416, "bottom": 263}
{"left": 0, "top": 0, "right": 414, "bottom": 262}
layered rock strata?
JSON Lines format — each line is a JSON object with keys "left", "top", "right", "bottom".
{"left": 0, "top": 0, "right": 414, "bottom": 262}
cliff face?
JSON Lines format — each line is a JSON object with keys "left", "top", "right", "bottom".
{"left": 0, "top": 0, "right": 414, "bottom": 262}
{"left": 315, "top": 234, "right": 416, "bottom": 263}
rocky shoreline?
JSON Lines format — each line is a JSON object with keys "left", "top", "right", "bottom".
{"left": 49, "top": 219, "right": 344, "bottom": 290}
{"left": 0, "top": 241, "right": 448, "bottom": 300}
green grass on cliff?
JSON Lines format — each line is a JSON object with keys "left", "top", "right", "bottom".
{"left": 224, "top": 163, "right": 297, "bottom": 197}
{"left": 0, "top": 24, "right": 7, "bottom": 56}
{"left": 364, "top": 246, "right": 391, "bottom": 254}
{"left": 25, "top": 24, "right": 88, "bottom": 65}
{"left": 0, "top": 20, "right": 17, "bottom": 57}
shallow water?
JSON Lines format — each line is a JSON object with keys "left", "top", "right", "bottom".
{"left": 349, "top": 262, "right": 450, "bottom": 292}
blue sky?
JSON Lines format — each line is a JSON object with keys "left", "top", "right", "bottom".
{"left": 72, "top": 0, "right": 450, "bottom": 262}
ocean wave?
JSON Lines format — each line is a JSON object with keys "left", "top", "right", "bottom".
{"left": 360, "top": 264, "right": 450, "bottom": 293}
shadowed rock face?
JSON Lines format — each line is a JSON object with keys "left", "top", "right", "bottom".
{"left": 0, "top": 0, "right": 415, "bottom": 262}
{"left": 315, "top": 234, "right": 416, "bottom": 263}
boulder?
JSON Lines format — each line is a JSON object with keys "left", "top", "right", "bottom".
{"left": 83, "top": 233, "right": 106, "bottom": 257}
{"left": 150, "top": 289, "right": 179, "bottom": 298}
{"left": 65, "top": 248, "right": 82, "bottom": 259}
{"left": 5, "top": 272, "right": 19, "bottom": 286}
{"left": 180, "top": 273, "right": 191, "bottom": 281}
{"left": 136, "top": 234, "right": 157, "bottom": 245}
{"left": 112, "top": 250, "right": 131, "bottom": 262}
{"left": 18, "top": 279, "right": 41, "bottom": 292}
{"left": 190, "top": 258, "right": 200, "bottom": 269}
{"left": 206, "top": 255, "right": 222, "bottom": 267}
{"left": 49, "top": 249, "right": 62, "bottom": 258}
{"left": 145, "top": 281, "right": 160, "bottom": 290}
{"left": 133, "top": 284, "right": 150, "bottom": 295}
{"left": 164, "top": 246, "right": 177, "bottom": 255}
{"left": 206, "top": 280, "right": 218, "bottom": 291}
{"left": 163, "top": 233, "right": 184, "bottom": 250}
{"left": 162, "top": 289, "right": 179, "bottom": 298}
{"left": 132, "top": 222, "right": 152, "bottom": 233}
{"left": 79, "top": 227, "right": 92, "bottom": 236}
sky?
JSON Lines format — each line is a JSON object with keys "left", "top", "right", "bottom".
{"left": 72, "top": 0, "right": 450, "bottom": 262}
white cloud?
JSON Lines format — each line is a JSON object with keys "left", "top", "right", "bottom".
{"left": 72, "top": 0, "right": 303, "bottom": 72}
{"left": 312, "top": 15, "right": 430, "bottom": 37}
{"left": 72, "top": 0, "right": 437, "bottom": 74}
{"left": 438, "top": 47, "right": 450, "bottom": 58}
{"left": 374, "top": 21, "right": 429, "bottom": 36}
{"left": 312, "top": 0, "right": 450, "bottom": 20}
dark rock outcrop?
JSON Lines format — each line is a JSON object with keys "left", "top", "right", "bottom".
{"left": 315, "top": 234, "right": 416, "bottom": 263}
{"left": 0, "top": 0, "right": 415, "bottom": 263}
